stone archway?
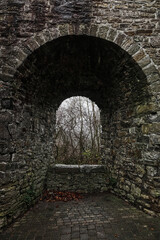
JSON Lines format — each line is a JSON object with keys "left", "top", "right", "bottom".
{"left": 0, "top": 24, "right": 160, "bottom": 230}
{"left": 1, "top": 23, "right": 159, "bottom": 83}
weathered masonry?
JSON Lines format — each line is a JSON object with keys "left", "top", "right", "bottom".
{"left": 47, "top": 165, "right": 109, "bottom": 193}
{"left": 0, "top": 0, "right": 160, "bottom": 230}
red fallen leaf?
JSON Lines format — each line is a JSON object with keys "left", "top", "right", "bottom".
{"left": 56, "top": 205, "right": 59, "bottom": 208}
{"left": 114, "top": 234, "right": 119, "bottom": 238}
{"left": 41, "top": 190, "right": 83, "bottom": 202}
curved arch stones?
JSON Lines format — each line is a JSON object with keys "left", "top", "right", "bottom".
{"left": 1, "top": 23, "right": 159, "bottom": 90}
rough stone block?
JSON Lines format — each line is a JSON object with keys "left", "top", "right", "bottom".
{"left": 0, "top": 154, "right": 10, "bottom": 162}
{"left": 138, "top": 56, "right": 151, "bottom": 69}
{"left": 114, "top": 33, "right": 126, "bottom": 46}
{"left": 131, "top": 184, "right": 141, "bottom": 198}
{"left": 150, "top": 189, "right": 160, "bottom": 197}
{"left": 26, "top": 39, "right": 40, "bottom": 52}
{"left": 1, "top": 98, "right": 13, "bottom": 110}
{"left": 34, "top": 34, "right": 46, "bottom": 46}
{"left": 133, "top": 49, "right": 146, "bottom": 62}
{"left": 146, "top": 166, "right": 157, "bottom": 177}
{"left": 0, "top": 162, "right": 7, "bottom": 171}
{"left": 136, "top": 104, "right": 157, "bottom": 115}
{"left": 147, "top": 73, "right": 160, "bottom": 84}
{"left": 107, "top": 28, "right": 117, "bottom": 41}
{"left": 143, "top": 64, "right": 158, "bottom": 76}
{"left": 0, "top": 124, "right": 10, "bottom": 140}
{"left": 58, "top": 24, "right": 69, "bottom": 36}
{"left": 135, "top": 164, "right": 146, "bottom": 178}
{"left": 90, "top": 25, "right": 98, "bottom": 37}
{"left": 0, "top": 112, "right": 12, "bottom": 124}
{"left": 98, "top": 25, "right": 109, "bottom": 39}
{"left": 127, "top": 44, "right": 140, "bottom": 56}
{"left": 150, "top": 37, "right": 160, "bottom": 48}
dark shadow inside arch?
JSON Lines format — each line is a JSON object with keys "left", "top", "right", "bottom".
{"left": 14, "top": 35, "right": 149, "bottom": 111}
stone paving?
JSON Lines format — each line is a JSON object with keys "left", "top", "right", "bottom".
{"left": 1, "top": 193, "right": 160, "bottom": 240}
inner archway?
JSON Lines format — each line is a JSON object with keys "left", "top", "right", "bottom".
{"left": 55, "top": 96, "right": 101, "bottom": 165}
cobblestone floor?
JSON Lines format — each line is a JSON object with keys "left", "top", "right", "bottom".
{"left": 1, "top": 193, "right": 160, "bottom": 240}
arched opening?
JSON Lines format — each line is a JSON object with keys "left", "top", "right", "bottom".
{"left": 14, "top": 35, "right": 149, "bottom": 192}
{"left": 3, "top": 34, "right": 157, "bottom": 227}
{"left": 13, "top": 35, "right": 149, "bottom": 177}
{"left": 55, "top": 96, "right": 101, "bottom": 165}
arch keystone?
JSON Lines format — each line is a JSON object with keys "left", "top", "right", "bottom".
{"left": 68, "top": 24, "right": 76, "bottom": 35}
{"left": 90, "top": 24, "right": 99, "bottom": 37}
{"left": 97, "top": 25, "right": 109, "bottom": 39}
{"left": 76, "top": 24, "right": 90, "bottom": 35}
{"left": 58, "top": 24, "right": 70, "bottom": 37}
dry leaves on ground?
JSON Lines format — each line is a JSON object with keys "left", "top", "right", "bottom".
{"left": 40, "top": 190, "right": 83, "bottom": 202}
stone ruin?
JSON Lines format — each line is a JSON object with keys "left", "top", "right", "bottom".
{"left": 0, "top": 0, "right": 160, "bottom": 230}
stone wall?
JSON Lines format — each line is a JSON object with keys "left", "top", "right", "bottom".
{"left": 101, "top": 107, "right": 160, "bottom": 216}
{"left": 0, "top": 0, "right": 160, "bottom": 231}
{"left": 0, "top": 1, "right": 160, "bottom": 72}
{"left": 47, "top": 164, "right": 109, "bottom": 193}
{"left": 0, "top": 104, "right": 56, "bottom": 229}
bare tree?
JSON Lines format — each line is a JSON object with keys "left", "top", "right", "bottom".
{"left": 55, "top": 96, "right": 101, "bottom": 164}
